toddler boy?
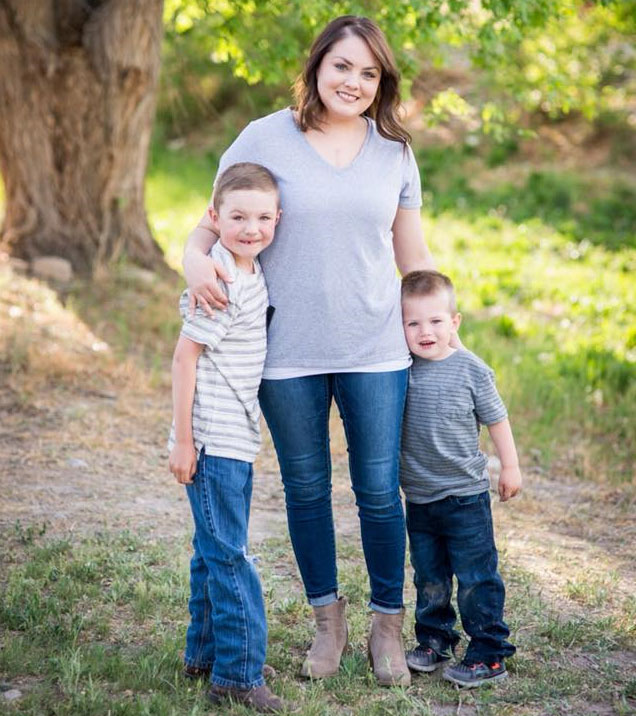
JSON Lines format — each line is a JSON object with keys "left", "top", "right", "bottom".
{"left": 400, "top": 270, "right": 522, "bottom": 688}
{"left": 168, "top": 162, "right": 287, "bottom": 712}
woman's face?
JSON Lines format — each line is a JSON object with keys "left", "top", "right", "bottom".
{"left": 316, "top": 33, "right": 381, "bottom": 122}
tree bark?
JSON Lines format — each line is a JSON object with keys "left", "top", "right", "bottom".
{"left": 0, "top": 0, "right": 166, "bottom": 274}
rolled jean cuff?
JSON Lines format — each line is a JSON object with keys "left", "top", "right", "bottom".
{"left": 369, "top": 601, "right": 402, "bottom": 615}
{"left": 308, "top": 591, "right": 338, "bottom": 607}
{"left": 212, "top": 674, "right": 265, "bottom": 690}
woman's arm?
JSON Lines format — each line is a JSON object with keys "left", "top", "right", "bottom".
{"left": 392, "top": 206, "right": 464, "bottom": 346}
{"left": 184, "top": 119, "right": 260, "bottom": 313}
{"left": 392, "top": 207, "right": 435, "bottom": 276}
{"left": 182, "top": 206, "right": 232, "bottom": 315}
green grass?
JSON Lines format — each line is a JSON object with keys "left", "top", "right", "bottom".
{"left": 145, "top": 140, "right": 221, "bottom": 270}
{"left": 1, "top": 528, "right": 633, "bottom": 715}
{"left": 416, "top": 145, "right": 636, "bottom": 251}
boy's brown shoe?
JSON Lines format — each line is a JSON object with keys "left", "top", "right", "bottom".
{"left": 208, "top": 683, "right": 292, "bottom": 713}
{"left": 183, "top": 664, "right": 210, "bottom": 680}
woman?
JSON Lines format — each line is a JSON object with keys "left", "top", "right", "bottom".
{"left": 183, "top": 15, "right": 435, "bottom": 687}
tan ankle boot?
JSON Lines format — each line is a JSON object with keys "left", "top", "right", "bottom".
{"left": 300, "top": 596, "right": 348, "bottom": 678}
{"left": 368, "top": 609, "right": 411, "bottom": 687}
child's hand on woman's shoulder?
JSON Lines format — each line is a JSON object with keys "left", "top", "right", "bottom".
{"left": 169, "top": 443, "right": 197, "bottom": 484}
{"left": 498, "top": 465, "right": 522, "bottom": 502}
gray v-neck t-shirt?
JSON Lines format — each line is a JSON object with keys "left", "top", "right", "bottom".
{"left": 216, "top": 108, "right": 422, "bottom": 379}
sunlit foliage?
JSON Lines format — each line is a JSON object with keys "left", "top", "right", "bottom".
{"left": 159, "top": 1, "right": 634, "bottom": 134}
{"left": 487, "top": 3, "right": 636, "bottom": 121}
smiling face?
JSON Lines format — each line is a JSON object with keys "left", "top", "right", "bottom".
{"left": 402, "top": 291, "right": 462, "bottom": 361}
{"left": 315, "top": 33, "right": 381, "bottom": 122}
{"left": 210, "top": 189, "right": 280, "bottom": 273}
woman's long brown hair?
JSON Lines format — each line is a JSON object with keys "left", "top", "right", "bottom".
{"left": 293, "top": 16, "right": 411, "bottom": 145}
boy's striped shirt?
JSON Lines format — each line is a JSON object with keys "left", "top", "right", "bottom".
{"left": 168, "top": 242, "right": 269, "bottom": 463}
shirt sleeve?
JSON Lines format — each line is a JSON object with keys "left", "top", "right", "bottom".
{"left": 177, "top": 288, "right": 236, "bottom": 351}
{"left": 399, "top": 144, "right": 422, "bottom": 209}
{"left": 473, "top": 370, "right": 508, "bottom": 426}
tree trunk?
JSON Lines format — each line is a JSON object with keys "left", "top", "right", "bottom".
{"left": 0, "top": 0, "right": 166, "bottom": 275}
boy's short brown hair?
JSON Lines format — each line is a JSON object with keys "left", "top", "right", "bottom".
{"left": 213, "top": 162, "right": 279, "bottom": 211}
{"left": 401, "top": 270, "right": 458, "bottom": 314}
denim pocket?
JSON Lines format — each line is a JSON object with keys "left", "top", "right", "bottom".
{"left": 451, "top": 491, "right": 486, "bottom": 506}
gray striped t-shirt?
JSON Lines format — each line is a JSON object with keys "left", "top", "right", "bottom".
{"left": 168, "top": 242, "right": 268, "bottom": 463}
{"left": 400, "top": 349, "right": 508, "bottom": 504}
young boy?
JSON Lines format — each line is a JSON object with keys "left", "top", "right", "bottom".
{"left": 400, "top": 270, "right": 522, "bottom": 688}
{"left": 168, "top": 162, "right": 288, "bottom": 712}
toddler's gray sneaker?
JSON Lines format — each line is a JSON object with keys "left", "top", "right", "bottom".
{"left": 405, "top": 646, "right": 450, "bottom": 673}
{"left": 443, "top": 660, "right": 508, "bottom": 688}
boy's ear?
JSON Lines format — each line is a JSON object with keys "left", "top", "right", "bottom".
{"left": 275, "top": 209, "right": 282, "bottom": 225}
{"left": 208, "top": 207, "right": 220, "bottom": 232}
{"left": 452, "top": 312, "right": 462, "bottom": 332}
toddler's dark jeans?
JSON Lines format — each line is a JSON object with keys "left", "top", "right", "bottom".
{"left": 406, "top": 491, "right": 516, "bottom": 664}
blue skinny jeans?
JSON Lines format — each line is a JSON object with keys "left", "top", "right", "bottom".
{"left": 259, "top": 370, "right": 408, "bottom": 612}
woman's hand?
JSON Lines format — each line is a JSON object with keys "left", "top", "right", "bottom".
{"left": 182, "top": 211, "right": 233, "bottom": 316}
{"left": 183, "top": 248, "right": 233, "bottom": 316}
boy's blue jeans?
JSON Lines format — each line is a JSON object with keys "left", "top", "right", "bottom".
{"left": 406, "top": 491, "right": 516, "bottom": 664}
{"left": 259, "top": 370, "right": 408, "bottom": 612}
{"left": 184, "top": 450, "right": 266, "bottom": 689}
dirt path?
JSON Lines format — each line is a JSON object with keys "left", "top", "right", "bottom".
{"left": 1, "top": 262, "right": 633, "bottom": 636}
{"left": 0, "top": 383, "right": 361, "bottom": 545}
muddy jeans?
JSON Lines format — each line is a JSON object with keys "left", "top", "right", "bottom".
{"left": 406, "top": 491, "right": 516, "bottom": 664}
